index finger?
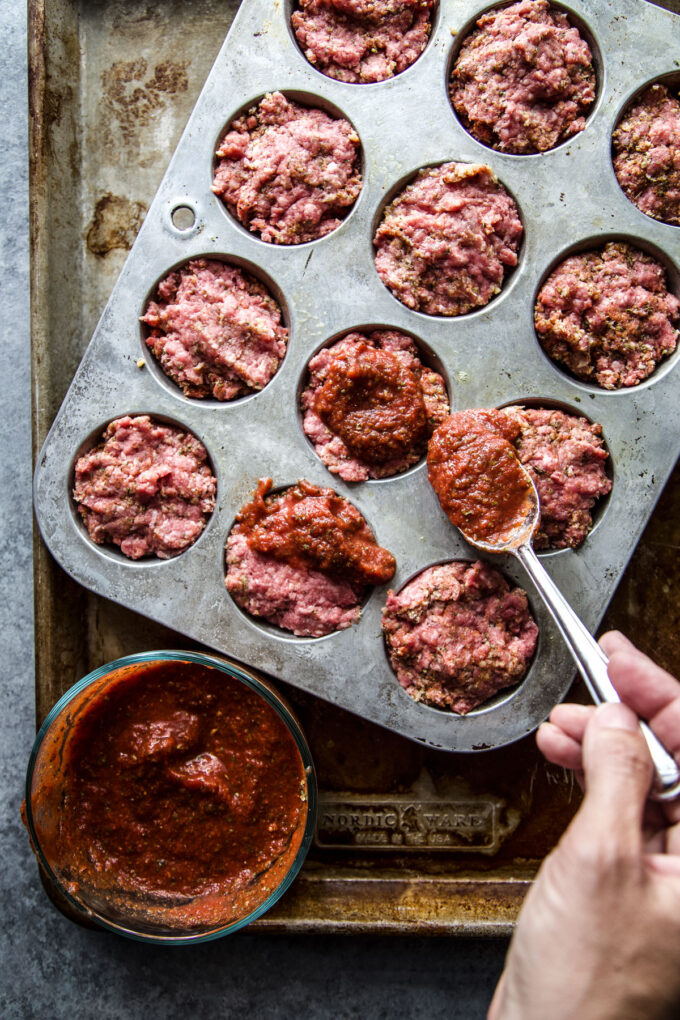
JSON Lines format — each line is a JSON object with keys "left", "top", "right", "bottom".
{"left": 599, "top": 631, "right": 680, "bottom": 757}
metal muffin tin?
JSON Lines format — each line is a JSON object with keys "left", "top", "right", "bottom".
{"left": 33, "top": 0, "right": 680, "bottom": 752}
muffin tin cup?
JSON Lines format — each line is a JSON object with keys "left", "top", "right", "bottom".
{"left": 211, "top": 89, "right": 366, "bottom": 246}
{"left": 495, "top": 396, "right": 615, "bottom": 551}
{"left": 285, "top": 0, "right": 443, "bottom": 86}
{"left": 610, "top": 70, "right": 680, "bottom": 228}
{"left": 370, "top": 158, "right": 527, "bottom": 317}
{"left": 532, "top": 233, "right": 680, "bottom": 392}
{"left": 296, "top": 324, "right": 452, "bottom": 482}
{"left": 446, "top": 0, "right": 606, "bottom": 157}
{"left": 34, "top": 0, "right": 680, "bottom": 752}
{"left": 139, "top": 253, "right": 292, "bottom": 406}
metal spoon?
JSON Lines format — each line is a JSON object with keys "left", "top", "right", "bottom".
{"left": 458, "top": 469, "right": 680, "bottom": 802}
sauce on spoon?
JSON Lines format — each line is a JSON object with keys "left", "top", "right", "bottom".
{"left": 427, "top": 409, "right": 535, "bottom": 545}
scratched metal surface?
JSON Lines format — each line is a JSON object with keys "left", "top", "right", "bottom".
{"left": 33, "top": 0, "right": 680, "bottom": 753}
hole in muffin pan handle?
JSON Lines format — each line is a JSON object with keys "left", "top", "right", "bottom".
{"left": 171, "top": 205, "right": 197, "bottom": 231}
{"left": 164, "top": 197, "right": 200, "bottom": 237}
{"left": 515, "top": 542, "right": 680, "bottom": 802}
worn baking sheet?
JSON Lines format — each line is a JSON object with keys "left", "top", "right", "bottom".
{"left": 32, "top": 0, "right": 680, "bottom": 753}
{"left": 30, "top": 0, "right": 680, "bottom": 933}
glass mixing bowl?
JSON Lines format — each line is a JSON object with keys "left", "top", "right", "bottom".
{"left": 24, "top": 650, "right": 317, "bottom": 944}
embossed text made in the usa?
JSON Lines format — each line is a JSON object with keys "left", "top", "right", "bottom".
{"left": 315, "top": 798, "right": 497, "bottom": 850}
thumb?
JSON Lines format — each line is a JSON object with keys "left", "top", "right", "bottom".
{"left": 576, "top": 702, "right": 653, "bottom": 853}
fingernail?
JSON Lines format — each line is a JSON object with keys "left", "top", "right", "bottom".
{"left": 599, "top": 630, "right": 634, "bottom": 653}
{"left": 593, "top": 702, "right": 638, "bottom": 732}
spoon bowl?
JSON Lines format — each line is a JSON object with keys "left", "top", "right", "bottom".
{"left": 457, "top": 464, "right": 541, "bottom": 553}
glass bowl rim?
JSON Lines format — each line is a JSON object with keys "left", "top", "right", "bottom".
{"left": 24, "top": 648, "right": 318, "bottom": 945}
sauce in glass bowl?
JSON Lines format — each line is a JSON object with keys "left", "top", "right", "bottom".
{"left": 24, "top": 652, "right": 316, "bottom": 942}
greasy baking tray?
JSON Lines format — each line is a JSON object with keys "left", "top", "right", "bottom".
{"left": 30, "top": 0, "right": 680, "bottom": 931}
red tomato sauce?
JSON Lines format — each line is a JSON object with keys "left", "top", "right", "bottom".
{"left": 312, "top": 340, "right": 428, "bottom": 464}
{"left": 36, "top": 661, "right": 308, "bottom": 929}
{"left": 427, "top": 409, "right": 534, "bottom": 544}
{"left": 237, "top": 478, "right": 396, "bottom": 585}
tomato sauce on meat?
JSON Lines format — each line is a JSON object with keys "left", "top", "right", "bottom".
{"left": 301, "top": 329, "right": 450, "bottom": 482}
{"left": 427, "top": 410, "right": 534, "bottom": 544}
{"left": 34, "top": 661, "right": 307, "bottom": 929}
{"left": 238, "top": 479, "right": 395, "bottom": 586}
{"left": 312, "top": 340, "right": 428, "bottom": 465}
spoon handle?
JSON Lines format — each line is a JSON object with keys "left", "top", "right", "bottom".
{"left": 515, "top": 542, "right": 680, "bottom": 802}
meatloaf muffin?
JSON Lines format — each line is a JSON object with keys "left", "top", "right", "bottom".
{"left": 291, "top": 0, "right": 435, "bottom": 84}
{"left": 506, "top": 406, "right": 611, "bottom": 549}
{"left": 141, "top": 259, "right": 288, "bottom": 400}
{"left": 301, "top": 329, "right": 449, "bottom": 481}
{"left": 226, "top": 479, "right": 395, "bottom": 637}
{"left": 612, "top": 83, "right": 680, "bottom": 226}
{"left": 382, "top": 560, "right": 538, "bottom": 713}
{"left": 374, "top": 162, "right": 522, "bottom": 316}
{"left": 450, "top": 0, "right": 595, "bottom": 155}
{"left": 73, "top": 416, "right": 216, "bottom": 559}
{"left": 212, "top": 92, "right": 362, "bottom": 245}
{"left": 535, "top": 242, "right": 679, "bottom": 388}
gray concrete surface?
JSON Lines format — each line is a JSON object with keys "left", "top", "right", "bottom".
{"left": 0, "top": 4, "right": 506, "bottom": 1016}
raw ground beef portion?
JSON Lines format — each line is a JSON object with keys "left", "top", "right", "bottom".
{"left": 226, "top": 529, "right": 364, "bottom": 637}
{"left": 535, "top": 242, "right": 679, "bottom": 388}
{"left": 612, "top": 83, "right": 680, "bottom": 226}
{"left": 451, "top": 0, "right": 595, "bottom": 155}
{"left": 141, "top": 259, "right": 288, "bottom": 401}
{"left": 73, "top": 416, "right": 216, "bottom": 559}
{"left": 226, "top": 480, "right": 394, "bottom": 637}
{"left": 505, "top": 406, "right": 611, "bottom": 549}
{"left": 301, "top": 329, "right": 449, "bottom": 481}
{"left": 373, "top": 162, "right": 522, "bottom": 316}
{"left": 382, "top": 560, "right": 538, "bottom": 713}
{"left": 291, "top": 0, "right": 435, "bottom": 84}
{"left": 212, "top": 92, "right": 362, "bottom": 244}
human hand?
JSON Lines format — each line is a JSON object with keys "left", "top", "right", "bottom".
{"left": 488, "top": 631, "right": 680, "bottom": 1020}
